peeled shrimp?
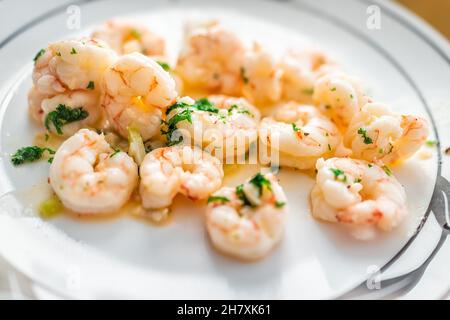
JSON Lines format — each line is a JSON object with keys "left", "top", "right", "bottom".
{"left": 139, "top": 145, "right": 223, "bottom": 209}
{"left": 165, "top": 95, "right": 261, "bottom": 160}
{"left": 311, "top": 157, "right": 407, "bottom": 231}
{"left": 313, "top": 72, "right": 370, "bottom": 129}
{"left": 206, "top": 172, "right": 287, "bottom": 260}
{"left": 91, "top": 19, "right": 166, "bottom": 56}
{"left": 259, "top": 102, "right": 341, "bottom": 170}
{"left": 102, "top": 52, "right": 177, "bottom": 141}
{"left": 32, "top": 38, "right": 117, "bottom": 97}
{"left": 176, "top": 20, "right": 246, "bottom": 96}
{"left": 49, "top": 129, "right": 138, "bottom": 213}
{"left": 344, "top": 102, "right": 429, "bottom": 164}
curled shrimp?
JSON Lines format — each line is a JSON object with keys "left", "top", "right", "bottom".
{"left": 313, "top": 72, "right": 370, "bottom": 129}
{"left": 259, "top": 102, "right": 341, "bottom": 170}
{"left": 241, "top": 43, "right": 283, "bottom": 105}
{"left": 29, "top": 39, "right": 117, "bottom": 129}
{"left": 176, "top": 20, "right": 246, "bottom": 96}
{"left": 49, "top": 129, "right": 138, "bottom": 213}
{"left": 102, "top": 52, "right": 178, "bottom": 141}
{"left": 279, "top": 48, "right": 337, "bottom": 104}
{"left": 206, "top": 172, "right": 287, "bottom": 260}
{"left": 311, "top": 157, "right": 408, "bottom": 232}
{"left": 32, "top": 38, "right": 117, "bottom": 97}
{"left": 139, "top": 145, "right": 224, "bottom": 209}
{"left": 91, "top": 19, "right": 166, "bottom": 57}
{"left": 344, "top": 102, "right": 429, "bottom": 164}
{"left": 164, "top": 95, "right": 261, "bottom": 160}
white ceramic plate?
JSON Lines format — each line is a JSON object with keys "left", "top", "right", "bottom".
{"left": 0, "top": 0, "right": 448, "bottom": 299}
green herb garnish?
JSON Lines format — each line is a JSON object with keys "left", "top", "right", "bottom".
{"left": 249, "top": 173, "right": 272, "bottom": 195}
{"left": 236, "top": 184, "right": 252, "bottom": 207}
{"left": 207, "top": 196, "right": 230, "bottom": 204}
{"left": 240, "top": 67, "right": 249, "bottom": 84}
{"left": 33, "top": 49, "right": 45, "bottom": 63}
{"left": 86, "top": 81, "right": 95, "bottom": 90}
{"left": 70, "top": 47, "right": 77, "bottom": 54}
{"left": 275, "top": 201, "right": 285, "bottom": 208}
{"left": 292, "top": 123, "right": 301, "bottom": 133}
{"left": 382, "top": 165, "right": 392, "bottom": 176}
{"left": 330, "top": 168, "right": 347, "bottom": 182}
{"left": 157, "top": 61, "right": 171, "bottom": 72}
{"left": 11, "top": 146, "right": 55, "bottom": 166}
{"left": 44, "top": 104, "right": 89, "bottom": 135}
{"left": 110, "top": 148, "right": 121, "bottom": 158}
{"left": 426, "top": 140, "right": 437, "bottom": 147}
{"left": 357, "top": 128, "right": 373, "bottom": 144}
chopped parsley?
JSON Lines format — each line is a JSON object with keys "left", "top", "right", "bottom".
{"left": 249, "top": 172, "right": 272, "bottom": 195}
{"left": 328, "top": 144, "right": 332, "bottom": 151}
{"left": 425, "top": 140, "right": 437, "bottom": 147}
{"left": 275, "top": 201, "right": 285, "bottom": 208}
{"left": 167, "top": 98, "right": 218, "bottom": 115}
{"left": 157, "top": 61, "right": 171, "bottom": 72}
{"left": 33, "top": 49, "right": 46, "bottom": 63}
{"left": 354, "top": 178, "right": 362, "bottom": 183}
{"left": 86, "top": 81, "right": 95, "bottom": 90}
{"left": 368, "top": 163, "right": 373, "bottom": 168}
{"left": 350, "top": 94, "right": 354, "bottom": 99}
{"left": 110, "top": 148, "right": 121, "bottom": 158}
{"left": 163, "top": 98, "right": 220, "bottom": 145}
{"left": 44, "top": 104, "right": 89, "bottom": 135}
{"left": 357, "top": 128, "right": 373, "bottom": 144}
{"left": 240, "top": 67, "right": 249, "bottom": 84}
{"left": 236, "top": 184, "right": 252, "bottom": 207}
{"left": 161, "top": 108, "right": 192, "bottom": 146}
{"left": 228, "top": 104, "right": 253, "bottom": 117}
{"left": 330, "top": 168, "right": 347, "bottom": 182}
{"left": 330, "top": 87, "right": 336, "bottom": 92}
{"left": 292, "top": 123, "right": 301, "bottom": 133}
{"left": 70, "top": 47, "right": 77, "bottom": 54}
{"left": 11, "top": 146, "right": 55, "bottom": 166}
{"left": 382, "top": 165, "right": 392, "bottom": 176}
{"left": 207, "top": 196, "right": 230, "bottom": 204}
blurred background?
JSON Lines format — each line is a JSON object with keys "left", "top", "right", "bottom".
{"left": 397, "top": 0, "right": 450, "bottom": 39}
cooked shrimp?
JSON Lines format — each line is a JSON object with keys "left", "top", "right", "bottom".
{"left": 91, "top": 19, "right": 166, "bottom": 56}
{"left": 49, "top": 129, "right": 138, "bottom": 213}
{"left": 311, "top": 157, "right": 408, "bottom": 231}
{"left": 176, "top": 20, "right": 246, "bottom": 96}
{"left": 102, "top": 52, "right": 177, "bottom": 141}
{"left": 206, "top": 172, "right": 287, "bottom": 260}
{"left": 279, "top": 48, "right": 337, "bottom": 104}
{"left": 241, "top": 43, "right": 283, "bottom": 105}
{"left": 139, "top": 145, "right": 223, "bottom": 209}
{"left": 313, "top": 72, "right": 370, "bottom": 129}
{"left": 259, "top": 102, "right": 340, "bottom": 170}
{"left": 344, "top": 102, "right": 429, "bottom": 164}
{"left": 164, "top": 95, "right": 261, "bottom": 159}
{"left": 29, "top": 38, "right": 116, "bottom": 129}
{"left": 41, "top": 91, "right": 103, "bottom": 137}
{"left": 32, "top": 38, "right": 117, "bottom": 96}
